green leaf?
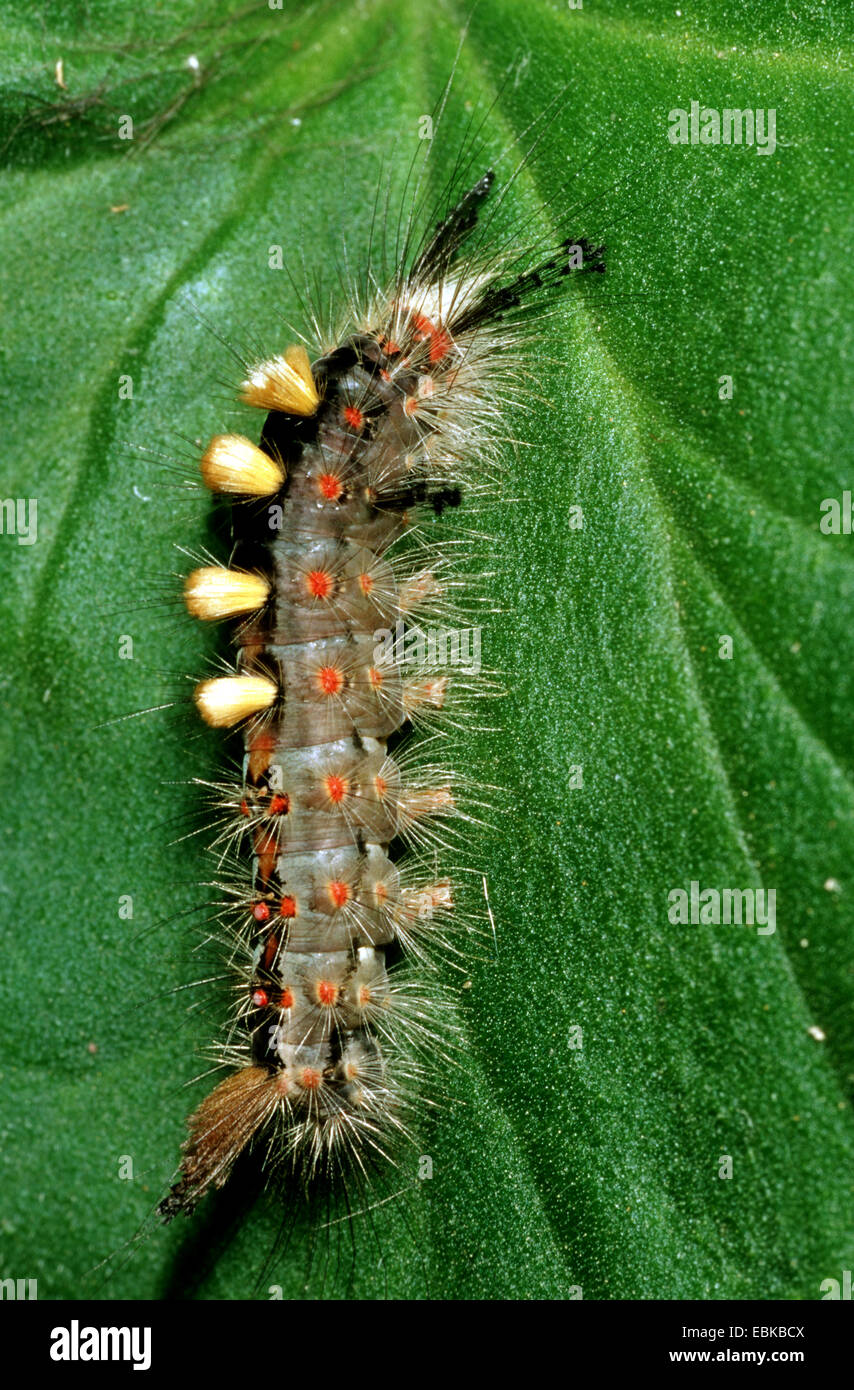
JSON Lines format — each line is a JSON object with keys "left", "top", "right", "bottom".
{"left": 1, "top": 0, "right": 852, "bottom": 1300}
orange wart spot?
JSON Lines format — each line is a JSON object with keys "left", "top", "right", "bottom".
{"left": 328, "top": 880, "right": 350, "bottom": 909}
{"left": 268, "top": 793, "right": 289, "bottom": 815}
{"left": 325, "top": 775, "right": 348, "bottom": 804}
{"left": 403, "top": 395, "right": 419, "bottom": 416}
{"left": 374, "top": 881, "right": 388, "bottom": 901}
{"left": 251, "top": 989, "right": 269, "bottom": 1008}
{"left": 279, "top": 986, "right": 294, "bottom": 1010}
{"left": 318, "top": 472, "right": 343, "bottom": 501}
{"left": 368, "top": 666, "right": 383, "bottom": 689}
{"left": 428, "top": 330, "right": 452, "bottom": 363}
{"left": 252, "top": 901, "right": 271, "bottom": 923}
{"left": 358, "top": 984, "right": 372, "bottom": 1006}
{"left": 412, "top": 311, "right": 452, "bottom": 363}
{"left": 279, "top": 895, "right": 297, "bottom": 918}
{"left": 306, "top": 569, "right": 334, "bottom": 600}
{"left": 358, "top": 571, "right": 374, "bottom": 595}
{"left": 374, "top": 774, "right": 388, "bottom": 798}
{"left": 317, "top": 665, "right": 344, "bottom": 696}
{"left": 343, "top": 405, "right": 364, "bottom": 431}
{"left": 316, "top": 980, "right": 339, "bottom": 1007}
{"left": 300, "top": 1067, "right": 322, "bottom": 1091}
{"left": 240, "top": 798, "right": 251, "bottom": 818}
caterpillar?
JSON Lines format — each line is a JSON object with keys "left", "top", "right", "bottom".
{"left": 154, "top": 138, "right": 605, "bottom": 1236}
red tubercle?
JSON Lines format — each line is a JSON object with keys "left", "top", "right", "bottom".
{"left": 240, "top": 798, "right": 251, "bottom": 818}
{"left": 368, "top": 666, "right": 383, "bottom": 689}
{"left": 343, "top": 405, "right": 364, "bottom": 431}
{"left": 279, "top": 895, "right": 297, "bottom": 918}
{"left": 306, "top": 569, "right": 334, "bottom": 600}
{"left": 316, "top": 980, "right": 339, "bottom": 1007}
{"left": 268, "top": 793, "right": 289, "bottom": 816}
{"left": 317, "top": 665, "right": 344, "bottom": 696}
{"left": 318, "top": 472, "right": 343, "bottom": 501}
{"left": 251, "top": 988, "right": 269, "bottom": 1008}
{"left": 328, "top": 880, "right": 350, "bottom": 909}
{"left": 300, "top": 1067, "right": 322, "bottom": 1091}
{"left": 252, "top": 901, "right": 271, "bottom": 923}
{"left": 358, "top": 571, "right": 374, "bottom": 595}
{"left": 279, "top": 986, "right": 295, "bottom": 1010}
{"left": 325, "top": 774, "right": 347, "bottom": 804}
{"left": 411, "top": 311, "right": 452, "bottom": 363}
{"left": 429, "top": 332, "right": 452, "bottom": 363}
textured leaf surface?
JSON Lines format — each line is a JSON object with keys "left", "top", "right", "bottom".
{"left": 1, "top": 0, "right": 852, "bottom": 1299}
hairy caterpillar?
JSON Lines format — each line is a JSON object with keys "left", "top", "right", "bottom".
{"left": 151, "top": 112, "right": 605, "bottom": 1249}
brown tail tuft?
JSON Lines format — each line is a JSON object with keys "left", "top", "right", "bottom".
{"left": 158, "top": 1066, "right": 277, "bottom": 1221}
